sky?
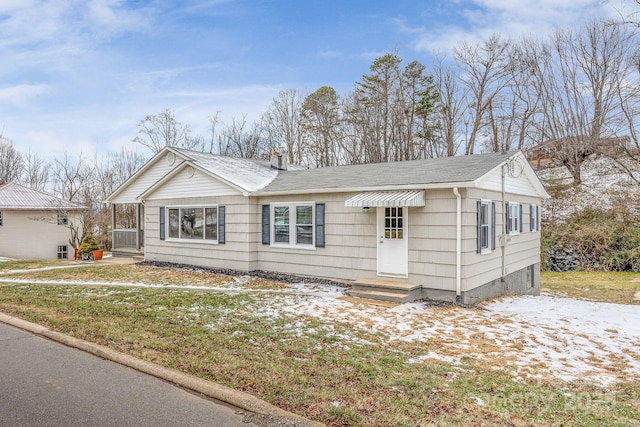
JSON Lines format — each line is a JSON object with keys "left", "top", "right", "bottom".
{"left": 0, "top": 0, "right": 632, "bottom": 161}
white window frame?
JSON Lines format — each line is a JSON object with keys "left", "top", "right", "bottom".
{"left": 530, "top": 204, "right": 539, "bottom": 232}
{"left": 57, "top": 245, "right": 68, "bottom": 259}
{"left": 506, "top": 202, "right": 521, "bottom": 235}
{"left": 57, "top": 213, "right": 68, "bottom": 226}
{"left": 479, "top": 199, "right": 493, "bottom": 254}
{"left": 270, "top": 202, "right": 315, "bottom": 249}
{"left": 165, "top": 204, "right": 219, "bottom": 244}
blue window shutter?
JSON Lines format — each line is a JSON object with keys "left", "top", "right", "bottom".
{"left": 159, "top": 207, "right": 165, "bottom": 240}
{"left": 530, "top": 205, "right": 534, "bottom": 231}
{"left": 491, "top": 202, "right": 496, "bottom": 250}
{"left": 218, "top": 206, "right": 225, "bottom": 244}
{"left": 519, "top": 204, "right": 523, "bottom": 232}
{"left": 262, "top": 205, "right": 270, "bottom": 245}
{"left": 505, "top": 203, "right": 510, "bottom": 233}
{"left": 476, "top": 201, "right": 482, "bottom": 253}
{"left": 315, "top": 203, "right": 325, "bottom": 248}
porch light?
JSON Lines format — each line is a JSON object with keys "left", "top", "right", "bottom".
{"left": 362, "top": 206, "right": 370, "bottom": 214}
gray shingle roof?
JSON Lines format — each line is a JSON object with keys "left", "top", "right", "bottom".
{"left": 260, "top": 151, "right": 515, "bottom": 194}
{"left": 0, "top": 183, "right": 83, "bottom": 210}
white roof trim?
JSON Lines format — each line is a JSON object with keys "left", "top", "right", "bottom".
{"left": 345, "top": 190, "right": 425, "bottom": 207}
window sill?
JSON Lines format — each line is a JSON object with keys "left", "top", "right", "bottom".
{"left": 165, "top": 238, "right": 219, "bottom": 245}
{"left": 269, "top": 243, "right": 316, "bottom": 251}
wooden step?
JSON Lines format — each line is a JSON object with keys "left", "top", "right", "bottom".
{"left": 352, "top": 279, "right": 421, "bottom": 291}
{"left": 349, "top": 278, "right": 423, "bottom": 303}
{"left": 348, "top": 289, "right": 413, "bottom": 304}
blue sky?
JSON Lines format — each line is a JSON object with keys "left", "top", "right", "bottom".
{"left": 0, "top": 0, "right": 629, "bottom": 160}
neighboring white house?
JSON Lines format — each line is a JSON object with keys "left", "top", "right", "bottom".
{"left": 106, "top": 147, "right": 549, "bottom": 304}
{"left": 0, "top": 183, "right": 84, "bottom": 260}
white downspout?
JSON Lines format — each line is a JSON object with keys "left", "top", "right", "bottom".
{"left": 501, "top": 163, "right": 507, "bottom": 284}
{"left": 453, "top": 187, "right": 462, "bottom": 301}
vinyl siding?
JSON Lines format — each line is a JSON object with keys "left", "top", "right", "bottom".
{"left": 140, "top": 182, "right": 542, "bottom": 295}
{"left": 144, "top": 194, "right": 257, "bottom": 271}
{"left": 462, "top": 188, "right": 542, "bottom": 292}
{"left": 476, "top": 163, "right": 543, "bottom": 197}
{"left": 110, "top": 152, "right": 181, "bottom": 203}
{"left": 0, "top": 210, "right": 82, "bottom": 260}
{"left": 146, "top": 167, "right": 241, "bottom": 199}
{"left": 256, "top": 193, "right": 377, "bottom": 281}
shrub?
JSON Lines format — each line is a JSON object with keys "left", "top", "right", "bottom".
{"left": 543, "top": 206, "right": 640, "bottom": 271}
{"left": 77, "top": 234, "right": 100, "bottom": 259}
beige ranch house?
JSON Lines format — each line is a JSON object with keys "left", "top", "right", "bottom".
{"left": 107, "top": 147, "right": 549, "bottom": 304}
{"left": 0, "top": 183, "right": 84, "bottom": 260}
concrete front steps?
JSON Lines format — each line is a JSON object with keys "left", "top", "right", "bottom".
{"left": 348, "top": 279, "right": 422, "bottom": 303}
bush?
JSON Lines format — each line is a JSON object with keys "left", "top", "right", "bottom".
{"left": 543, "top": 206, "right": 640, "bottom": 271}
{"left": 77, "top": 234, "right": 100, "bottom": 259}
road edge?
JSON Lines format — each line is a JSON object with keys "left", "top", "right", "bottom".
{"left": 0, "top": 312, "right": 324, "bottom": 427}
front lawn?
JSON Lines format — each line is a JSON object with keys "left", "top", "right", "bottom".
{"left": 541, "top": 271, "right": 640, "bottom": 304}
{"left": 0, "top": 262, "right": 638, "bottom": 426}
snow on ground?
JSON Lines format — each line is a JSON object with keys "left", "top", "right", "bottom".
{"left": 538, "top": 155, "right": 640, "bottom": 221}
{"left": 253, "top": 288, "right": 640, "bottom": 388}
{"left": 1, "top": 272, "right": 638, "bottom": 388}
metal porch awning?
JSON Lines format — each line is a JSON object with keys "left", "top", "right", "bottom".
{"left": 344, "top": 190, "right": 425, "bottom": 207}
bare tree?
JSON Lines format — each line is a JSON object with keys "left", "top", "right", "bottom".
{"left": 455, "top": 34, "right": 511, "bottom": 155}
{"left": 217, "top": 115, "right": 266, "bottom": 159}
{"left": 522, "top": 20, "right": 634, "bottom": 184}
{"left": 260, "top": 89, "right": 306, "bottom": 164}
{"left": 133, "top": 108, "right": 199, "bottom": 153}
{"left": 206, "top": 112, "right": 221, "bottom": 154}
{"left": 0, "top": 137, "right": 24, "bottom": 184}
{"left": 22, "top": 150, "right": 50, "bottom": 191}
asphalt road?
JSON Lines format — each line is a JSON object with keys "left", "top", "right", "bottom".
{"left": 0, "top": 322, "right": 257, "bottom": 427}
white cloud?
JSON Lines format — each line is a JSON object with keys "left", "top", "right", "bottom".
{"left": 0, "top": 84, "right": 50, "bottom": 107}
{"left": 408, "top": 0, "right": 627, "bottom": 54}
{"left": 0, "top": 1, "right": 152, "bottom": 51}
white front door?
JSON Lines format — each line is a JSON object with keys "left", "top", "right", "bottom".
{"left": 377, "top": 206, "right": 408, "bottom": 277}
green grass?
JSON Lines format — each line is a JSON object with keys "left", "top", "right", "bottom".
{"left": 0, "top": 261, "right": 286, "bottom": 290}
{"left": 0, "top": 259, "right": 74, "bottom": 271}
{"left": 541, "top": 271, "right": 640, "bottom": 304}
{"left": 0, "top": 265, "right": 638, "bottom": 426}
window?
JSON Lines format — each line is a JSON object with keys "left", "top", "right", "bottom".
{"left": 273, "top": 206, "right": 290, "bottom": 243}
{"left": 296, "top": 205, "right": 313, "bottom": 244}
{"left": 57, "top": 245, "right": 68, "bottom": 259}
{"left": 530, "top": 204, "right": 540, "bottom": 232}
{"left": 477, "top": 200, "right": 495, "bottom": 253}
{"left": 384, "top": 207, "right": 403, "bottom": 239}
{"left": 57, "top": 213, "right": 68, "bottom": 225}
{"left": 270, "top": 203, "right": 316, "bottom": 247}
{"left": 0, "top": 211, "right": 2, "bottom": 226}
{"left": 166, "top": 206, "right": 219, "bottom": 241}
{"left": 505, "top": 202, "right": 522, "bottom": 235}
